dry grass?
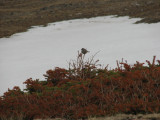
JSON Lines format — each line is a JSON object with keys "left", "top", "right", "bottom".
{"left": 0, "top": 0, "right": 160, "bottom": 38}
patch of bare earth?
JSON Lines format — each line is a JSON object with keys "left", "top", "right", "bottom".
{"left": 89, "top": 113, "right": 160, "bottom": 120}
{"left": 0, "top": 0, "right": 160, "bottom": 38}
{"left": 33, "top": 113, "right": 160, "bottom": 120}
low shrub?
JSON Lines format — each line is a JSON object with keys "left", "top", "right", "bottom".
{"left": 0, "top": 52, "right": 160, "bottom": 120}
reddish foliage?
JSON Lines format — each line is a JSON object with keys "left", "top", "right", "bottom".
{"left": 44, "top": 67, "right": 68, "bottom": 86}
{"left": 23, "top": 78, "right": 45, "bottom": 93}
{"left": 0, "top": 56, "right": 160, "bottom": 119}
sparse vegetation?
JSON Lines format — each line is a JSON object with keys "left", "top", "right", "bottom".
{"left": 0, "top": 52, "right": 160, "bottom": 120}
{"left": 0, "top": 0, "right": 160, "bottom": 38}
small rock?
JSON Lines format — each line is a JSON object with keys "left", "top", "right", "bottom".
{"left": 10, "top": 12, "right": 14, "bottom": 15}
{"left": 146, "top": 1, "right": 154, "bottom": 5}
{"left": 40, "top": 7, "right": 48, "bottom": 11}
{"left": 76, "top": 12, "right": 82, "bottom": 15}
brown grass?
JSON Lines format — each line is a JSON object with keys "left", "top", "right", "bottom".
{"left": 0, "top": 0, "right": 160, "bottom": 38}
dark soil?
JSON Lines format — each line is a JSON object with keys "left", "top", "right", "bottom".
{"left": 0, "top": 0, "right": 160, "bottom": 38}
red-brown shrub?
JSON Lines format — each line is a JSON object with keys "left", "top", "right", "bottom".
{"left": 0, "top": 56, "right": 160, "bottom": 119}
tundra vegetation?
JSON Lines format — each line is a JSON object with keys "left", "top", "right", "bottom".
{"left": 0, "top": 53, "right": 160, "bottom": 120}
{"left": 0, "top": 0, "right": 160, "bottom": 38}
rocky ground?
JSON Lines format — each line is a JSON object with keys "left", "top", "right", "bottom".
{"left": 0, "top": 0, "right": 160, "bottom": 38}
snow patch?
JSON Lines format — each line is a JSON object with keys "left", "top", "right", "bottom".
{"left": 0, "top": 16, "right": 160, "bottom": 95}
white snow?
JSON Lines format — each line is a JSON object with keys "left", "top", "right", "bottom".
{"left": 0, "top": 16, "right": 160, "bottom": 95}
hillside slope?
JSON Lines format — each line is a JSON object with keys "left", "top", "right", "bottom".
{"left": 0, "top": 0, "right": 160, "bottom": 38}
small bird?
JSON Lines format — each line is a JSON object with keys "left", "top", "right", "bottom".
{"left": 81, "top": 48, "right": 89, "bottom": 54}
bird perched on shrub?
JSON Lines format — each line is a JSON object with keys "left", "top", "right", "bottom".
{"left": 81, "top": 48, "right": 89, "bottom": 54}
